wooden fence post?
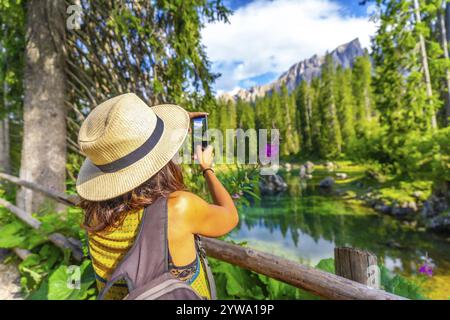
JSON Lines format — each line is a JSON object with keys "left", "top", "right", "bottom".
{"left": 334, "top": 247, "right": 380, "bottom": 289}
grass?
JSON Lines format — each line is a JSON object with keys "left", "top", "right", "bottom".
{"left": 279, "top": 159, "right": 434, "bottom": 209}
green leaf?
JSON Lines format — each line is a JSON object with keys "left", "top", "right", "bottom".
{"left": 315, "top": 258, "right": 335, "bottom": 273}
{"left": 211, "top": 259, "right": 265, "bottom": 299}
{"left": 0, "top": 221, "right": 26, "bottom": 248}
{"left": 28, "top": 260, "right": 96, "bottom": 300}
{"left": 20, "top": 254, "right": 41, "bottom": 268}
{"left": 23, "top": 232, "right": 47, "bottom": 250}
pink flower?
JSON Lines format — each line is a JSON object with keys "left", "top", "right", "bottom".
{"left": 232, "top": 193, "right": 241, "bottom": 199}
{"left": 418, "top": 263, "right": 433, "bottom": 277}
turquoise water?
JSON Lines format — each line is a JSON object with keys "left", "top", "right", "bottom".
{"left": 228, "top": 172, "right": 450, "bottom": 299}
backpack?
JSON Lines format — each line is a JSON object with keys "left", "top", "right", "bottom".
{"left": 97, "top": 197, "right": 217, "bottom": 300}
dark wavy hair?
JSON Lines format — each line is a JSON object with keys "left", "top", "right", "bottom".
{"left": 80, "top": 160, "right": 185, "bottom": 232}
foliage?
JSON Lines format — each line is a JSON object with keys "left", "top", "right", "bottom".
{"left": 209, "top": 255, "right": 327, "bottom": 300}
{"left": 66, "top": 0, "right": 231, "bottom": 154}
{"left": 379, "top": 265, "right": 427, "bottom": 300}
{"left": 295, "top": 81, "right": 313, "bottom": 154}
{"left": 317, "top": 54, "right": 342, "bottom": 159}
{"left": 352, "top": 54, "right": 375, "bottom": 136}
{"left": 371, "top": 0, "right": 446, "bottom": 176}
{"left": 315, "top": 258, "right": 335, "bottom": 273}
{"left": 0, "top": 205, "right": 96, "bottom": 299}
{"left": 376, "top": 180, "right": 433, "bottom": 205}
{"left": 0, "top": 220, "right": 28, "bottom": 248}
{"left": 183, "top": 162, "right": 260, "bottom": 208}
{"left": 216, "top": 164, "right": 261, "bottom": 208}
{"left": 0, "top": 0, "right": 26, "bottom": 174}
{"left": 335, "top": 66, "right": 356, "bottom": 153}
{"left": 399, "top": 127, "right": 450, "bottom": 182}
{"left": 27, "top": 259, "right": 96, "bottom": 300}
{"left": 18, "top": 245, "right": 65, "bottom": 295}
{"left": 346, "top": 121, "right": 384, "bottom": 163}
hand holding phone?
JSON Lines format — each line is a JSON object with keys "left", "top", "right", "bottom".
{"left": 195, "top": 144, "right": 214, "bottom": 170}
{"left": 192, "top": 115, "right": 209, "bottom": 151}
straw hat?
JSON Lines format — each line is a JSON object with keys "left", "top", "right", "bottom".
{"left": 76, "top": 93, "right": 190, "bottom": 201}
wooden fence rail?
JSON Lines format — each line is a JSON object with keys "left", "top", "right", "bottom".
{"left": 0, "top": 172, "right": 406, "bottom": 300}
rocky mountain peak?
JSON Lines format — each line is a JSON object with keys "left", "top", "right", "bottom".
{"left": 226, "top": 38, "right": 365, "bottom": 102}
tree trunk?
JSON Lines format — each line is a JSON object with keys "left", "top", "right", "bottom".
{"left": 17, "top": 0, "right": 67, "bottom": 213}
{"left": 413, "top": 0, "right": 437, "bottom": 130}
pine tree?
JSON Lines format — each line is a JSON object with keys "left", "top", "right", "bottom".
{"left": 255, "top": 96, "right": 271, "bottom": 130}
{"left": 372, "top": 0, "right": 439, "bottom": 172}
{"left": 413, "top": 0, "right": 438, "bottom": 129}
{"left": 310, "top": 78, "right": 322, "bottom": 157}
{"left": 279, "top": 85, "right": 299, "bottom": 155}
{"left": 287, "top": 90, "right": 300, "bottom": 155}
{"left": 235, "top": 98, "right": 257, "bottom": 162}
{"left": 269, "top": 90, "right": 287, "bottom": 155}
{"left": 228, "top": 99, "right": 237, "bottom": 129}
{"left": 317, "top": 54, "right": 342, "bottom": 159}
{"left": 237, "top": 99, "right": 256, "bottom": 130}
{"left": 271, "top": 90, "right": 284, "bottom": 129}
{"left": 335, "top": 66, "right": 356, "bottom": 152}
{"left": 421, "top": 0, "right": 450, "bottom": 126}
{"left": 206, "top": 100, "right": 220, "bottom": 130}
{"left": 352, "top": 54, "right": 374, "bottom": 136}
{"left": 295, "top": 81, "right": 313, "bottom": 155}
{"left": 217, "top": 98, "right": 230, "bottom": 134}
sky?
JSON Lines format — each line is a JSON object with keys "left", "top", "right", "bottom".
{"left": 202, "top": 0, "right": 378, "bottom": 94}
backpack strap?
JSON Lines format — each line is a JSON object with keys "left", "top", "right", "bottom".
{"left": 195, "top": 235, "right": 217, "bottom": 300}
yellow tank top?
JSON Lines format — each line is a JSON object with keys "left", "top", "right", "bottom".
{"left": 88, "top": 209, "right": 211, "bottom": 300}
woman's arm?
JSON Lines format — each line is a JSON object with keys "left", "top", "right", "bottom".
{"left": 197, "top": 145, "right": 237, "bottom": 217}
{"left": 170, "top": 145, "right": 238, "bottom": 238}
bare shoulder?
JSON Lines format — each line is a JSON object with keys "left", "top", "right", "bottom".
{"left": 169, "top": 190, "right": 201, "bottom": 205}
{"left": 167, "top": 191, "right": 208, "bottom": 233}
{"left": 168, "top": 191, "right": 203, "bottom": 217}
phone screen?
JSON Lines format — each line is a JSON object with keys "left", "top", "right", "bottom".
{"left": 192, "top": 116, "right": 208, "bottom": 151}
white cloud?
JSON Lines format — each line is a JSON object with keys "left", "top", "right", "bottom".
{"left": 202, "top": 0, "right": 377, "bottom": 92}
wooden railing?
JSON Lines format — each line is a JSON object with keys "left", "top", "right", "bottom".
{"left": 0, "top": 172, "right": 406, "bottom": 300}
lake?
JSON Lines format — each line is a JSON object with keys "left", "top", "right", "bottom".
{"left": 229, "top": 168, "right": 450, "bottom": 299}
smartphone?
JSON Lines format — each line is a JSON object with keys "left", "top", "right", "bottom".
{"left": 192, "top": 116, "right": 209, "bottom": 152}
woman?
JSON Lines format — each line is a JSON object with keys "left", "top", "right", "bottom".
{"left": 76, "top": 93, "right": 238, "bottom": 300}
